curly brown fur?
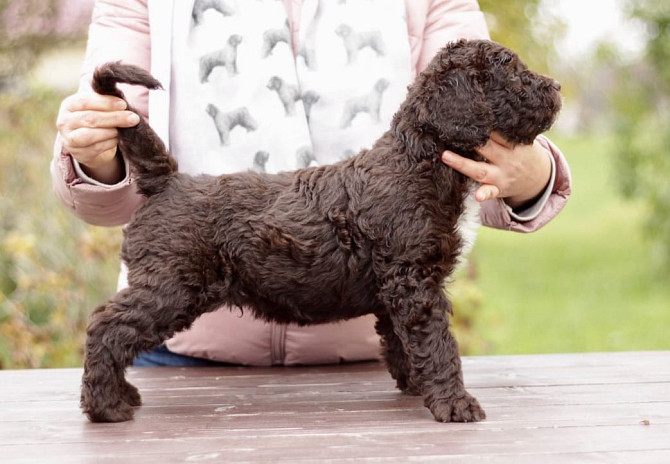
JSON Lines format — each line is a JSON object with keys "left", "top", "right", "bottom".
{"left": 81, "top": 40, "right": 561, "bottom": 423}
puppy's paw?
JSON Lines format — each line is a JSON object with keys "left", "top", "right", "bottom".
{"left": 82, "top": 399, "right": 136, "bottom": 423}
{"left": 429, "top": 392, "right": 486, "bottom": 423}
{"left": 81, "top": 385, "right": 137, "bottom": 423}
{"left": 121, "top": 380, "right": 142, "bottom": 407}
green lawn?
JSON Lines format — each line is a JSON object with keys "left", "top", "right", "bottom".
{"left": 470, "top": 133, "right": 670, "bottom": 355}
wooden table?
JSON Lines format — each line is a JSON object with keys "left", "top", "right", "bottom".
{"left": 2, "top": 351, "right": 669, "bottom": 463}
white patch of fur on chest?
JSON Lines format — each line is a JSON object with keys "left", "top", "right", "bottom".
{"left": 456, "top": 186, "right": 481, "bottom": 266}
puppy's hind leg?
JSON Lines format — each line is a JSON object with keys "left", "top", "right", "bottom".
{"left": 81, "top": 286, "right": 209, "bottom": 422}
{"left": 382, "top": 278, "right": 486, "bottom": 423}
{"left": 81, "top": 290, "right": 142, "bottom": 423}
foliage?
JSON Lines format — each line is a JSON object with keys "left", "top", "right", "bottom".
{"left": 0, "top": 88, "right": 122, "bottom": 368}
{"left": 0, "top": 0, "right": 92, "bottom": 89}
{"left": 611, "top": 0, "right": 670, "bottom": 271}
{"left": 449, "top": 262, "right": 489, "bottom": 355}
{"left": 478, "top": 0, "right": 564, "bottom": 73}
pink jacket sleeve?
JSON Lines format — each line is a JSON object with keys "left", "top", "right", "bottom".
{"left": 406, "top": 0, "right": 491, "bottom": 80}
{"left": 50, "top": 0, "right": 150, "bottom": 227}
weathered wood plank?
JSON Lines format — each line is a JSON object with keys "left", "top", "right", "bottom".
{"left": 2, "top": 423, "right": 669, "bottom": 463}
{"left": 4, "top": 383, "right": 669, "bottom": 424}
{"left": 1, "top": 351, "right": 668, "bottom": 463}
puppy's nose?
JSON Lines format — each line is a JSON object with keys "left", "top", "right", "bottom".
{"left": 551, "top": 80, "right": 561, "bottom": 91}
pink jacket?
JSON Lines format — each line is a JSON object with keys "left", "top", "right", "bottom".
{"left": 51, "top": 0, "right": 572, "bottom": 365}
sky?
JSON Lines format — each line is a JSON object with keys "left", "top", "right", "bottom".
{"left": 544, "top": 0, "right": 647, "bottom": 59}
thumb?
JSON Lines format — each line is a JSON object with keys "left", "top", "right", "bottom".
{"left": 475, "top": 184, "right": 500, "bottom": 203}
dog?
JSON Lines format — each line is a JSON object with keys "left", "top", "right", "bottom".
{"left": 192, "top": 0, "right": 235, "bottom": 26}
{"left": 266, "top": 76, "right": 302, "bottom": 116}
{"left": 205, "top": 104, "right": 258, "bottom": 146}
{"left": 295, "top": 145, "right": 317, "bottom": 169}
{"left": 261, "top": 20, "right": 291, "bottom": 58}
{"left": 252, "top": 150, "right": 270, "bottom": 173}
{"left": 199, "top": 34, "right": 243, "bottom": 82}
{"left": 340, "top": 78, "right": 389, "bottom": 128}
{"left": 81, "top": 39, "right": 561, "bottom": 423}
{"left": 335, "top": 24, "right": 386, "bottom": 64}
{"left": 300, "top": 90, "right": 320, "bottom": 121}
{"left": 266, "top": 76, "right": 320, "bottom": 120}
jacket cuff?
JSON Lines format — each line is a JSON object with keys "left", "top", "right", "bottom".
{"left": 72, "top": 152, "right": 131, "bottom": 188}
{"left": 506, "top": 146, "right": 556, "bottom": 222}
{"left": 51, "top": 135, "right": 142, "bottom": 226}
{"left": 479, "top": 135, "right": 572, "bottom": 233}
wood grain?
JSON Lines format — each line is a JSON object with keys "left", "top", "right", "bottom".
{"left": 1, "top": 352, "right": 669, "bottom": 463}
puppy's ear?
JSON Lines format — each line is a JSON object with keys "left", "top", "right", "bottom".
{"left": 414, "top": 67, "right": 493, "bottom": 156}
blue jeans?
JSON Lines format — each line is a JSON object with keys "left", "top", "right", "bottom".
{"left": 133, "top": 345, "right": 232, "bottom": 367}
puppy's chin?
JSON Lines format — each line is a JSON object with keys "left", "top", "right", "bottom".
{"left": 443, "top": 146, "right": 486, "bottom": 163}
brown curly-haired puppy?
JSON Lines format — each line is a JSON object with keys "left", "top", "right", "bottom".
{"left": 81, "top": 39, "right": 562, "bottom": 423}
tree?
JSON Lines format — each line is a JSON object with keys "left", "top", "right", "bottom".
{"left": 478, "top": 0, "right": 564, "bottom": 73}
{"left": 0, "top": 0, "right": 92, "bottom": 90}
{"left": 611, "top": 1, "right": 670, "bottom": 270}
{"left": 0, "top": 0, "right": 113, "bottom": 369}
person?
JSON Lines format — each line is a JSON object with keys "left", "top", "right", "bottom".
{"left": 52, "top": 0, "right": 572, "bottom": 367}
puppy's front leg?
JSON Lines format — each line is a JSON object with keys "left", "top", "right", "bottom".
{"left": 384, "top": 280, "right": 486, "bottom": 422}
{"left": 375, "top": 313, "right": 420, "bottom": 395}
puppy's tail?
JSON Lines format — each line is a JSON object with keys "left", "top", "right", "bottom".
{"left": 92, "top": 61, "right": 177, "bottom": 197}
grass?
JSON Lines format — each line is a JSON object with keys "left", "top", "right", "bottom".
{"left": 469, "top": 133, "right": 670, "bottom": 354}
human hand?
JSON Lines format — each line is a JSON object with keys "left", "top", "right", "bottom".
{"left": 441, "top": 132, "right": 552, "bottom": 209}
{"left": 56, "top": 91, "right": 140, "bottom": 184}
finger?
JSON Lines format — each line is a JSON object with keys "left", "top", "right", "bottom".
{"left": 64, "top": 127, "right": 118, "bottom": 151}
{"left": 475, "top": 137, "right": 507, "bottom": 163}
{"left": 78, "top": 110, "right": 139, "bottom": 129}
{"left": 63, "top": 92, "right": 127, "bottom": 113}
{"left": 69, "top": 139, "right": 119, "bottom": 168}
{"left": 488, "top": 131, "right": 515, "bottom": 149}
{"left": 442, "top": 150, "right": 498, "bottom": 184}
{"left": 474, "top": 184, "right": 501, "bottom": 203}
{"left": 60, "top": 110, "right": 139, "bottom": 134}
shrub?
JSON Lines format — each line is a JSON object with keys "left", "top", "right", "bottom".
{"left": 0, "top": 88, "right": 121, "bottom": 368}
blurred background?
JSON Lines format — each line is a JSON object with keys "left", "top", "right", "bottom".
{"left": 0, "top": 0, "right": 668, "bottom": 368}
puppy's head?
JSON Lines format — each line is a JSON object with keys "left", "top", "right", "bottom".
{"left": 228, "top": 34, "right": 243, "bottom": 47}
{"left": 399, "top": 39, "right": 562, "bottom": 157}
{"left": 267, "top": 76, "right": 282, "bottom": 90}
{"left": 206, "top": 103, "right": 218, "bottom": 118}
{"left": 335, "top": 24, "right": 352, "bottom": 38}
{"left": 476, "top": 40, "right": 562, "bottom": 145}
